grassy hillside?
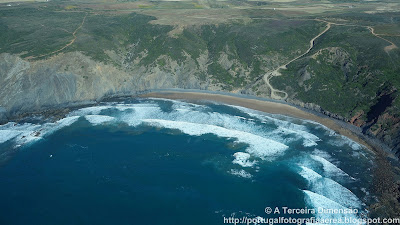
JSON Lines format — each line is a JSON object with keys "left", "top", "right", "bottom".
{"left": 271, "top": 24, "right": 400, "bottom": 120}
{"left": 0, "top": 5, "right": 84, "bottom": 58}
{"left": 0, "top": 4, "right": 324, "bottom": 91}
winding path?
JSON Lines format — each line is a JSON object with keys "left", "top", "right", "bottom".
{"left": 27, "top": 12, "right": 88, "bottom": 60}
{"left": 316, "top": 19, "right": 398, "bottom": 53}
{"left": 262, "top": 18, "right": 398, "bottom": 100}
{"left": 263, "top": 21, "right": 332, "bottom": 100}
{"left": 367, "top": 26, "right": 397, "bottom": 53}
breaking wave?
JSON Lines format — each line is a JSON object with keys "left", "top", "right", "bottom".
{"left": 143, "top": 119, "right": 288, "bottom": 159}
{"left": 0, "top": 98, "right": 373, "bottom": 222}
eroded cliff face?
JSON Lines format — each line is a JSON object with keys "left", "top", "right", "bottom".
{"left": 0, "top": 52, "right": 209, "bottom": 120}
{"left": 0, "top": 35, "right": 283, "bottom": 120}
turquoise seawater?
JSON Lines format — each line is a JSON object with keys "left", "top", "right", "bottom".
{"left": 0, "top": 98, "right": 375, "bottom": 225}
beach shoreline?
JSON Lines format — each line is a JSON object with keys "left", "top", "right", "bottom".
{"left": 139, "top": 91, "right": 377, "bottom": 155}
{"left": 140, "top": 90, "right": 400, "bottom": 217}
{"left": 1, "top": 88, "right": 394, "bottom": 158}
{"left": 1, "top": 88, "right": 399, "bottom": 217}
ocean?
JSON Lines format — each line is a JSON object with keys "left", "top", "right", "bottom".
{"left": 0, "top": 98, "right": 375, "bottom": 225}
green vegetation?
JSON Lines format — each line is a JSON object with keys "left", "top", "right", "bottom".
{"left": 326, "top": 12, "right": 400, "bottom": 27}
{"left": 0, "top": 5, "right": 84, "bottom": 58}
{"left": 0, "top": 3, "right": 323, "bottom": 90}
{"left": 70, "top": 13, "right": 174, "bottom": 63}
{"left": 271, "top": 24, "right": 400, "bottom": 120}
{"left": 196, "top": 20, "right": 324, "bottom": 87}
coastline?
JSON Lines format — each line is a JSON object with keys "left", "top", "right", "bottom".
{"left": 140, "top": 90, "right": 376, "bottom": 155}
{"left": 1, "top": 87, "right": 394, "bottom": 158}
{"left": 140, "top": 90, "right": 400, "bottom": 217}
{"left": 1, "top": 88, "right": 399, "bottom": 217}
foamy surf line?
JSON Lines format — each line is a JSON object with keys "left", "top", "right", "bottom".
{"left": 1, "top": 100, "right": 372, "bottom": 169}
{"left": 0, "top": 116, "right": 80, "bottom": 148}
{"left": 0, "top": 129, "right": 22, "bottom": 144}
{"left": 299, "top": 166, "right": 362, "bottom": 210}
{"left": 0, "top": 99, "right": 372, "bottom": 222}
{"left": 141, "top": 91, "right": 375, "bottom": 154}
{"left": 142, "top": 119, "right": 288, "bottom": 159}
{"left": 85, "top": 115, "right": 115, "bottom": 125}
{"left": 303, "top": 190, "right": 365, "bottom": 225}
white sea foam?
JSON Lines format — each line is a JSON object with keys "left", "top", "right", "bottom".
{"left": 149, "top": 97, "right": 208, "bottom": 108}
{"left": 120, "top": 105, "right": 164, "bottom": 126}
{"left": 234, "top": 116, "right": 247, "bottom": 120}
{"left": 229, "top": 169, "right": 252, "bottom": 178}
{"left": 169, "top": 99, "right": 210, "bottom": 110}
{"left": 69, "top": 106, "right": 112, "bottom": 116}
{"left": 312, "top": 149, "right": 332, "bottom": 160}
{"left": 0, "top": 129, "right": 22, "bottom": 144}
{"left": 274, "top": 127, "right": 320, "bottom": 147}
{"left": 231, "top": 104, "right": 304, "bottom": 128}
{"left": 109, "top": 101, "right": 270, "bottom": 149}
{"left": 303, "top": 190, "right": 364, "bottom": 225}
{"left": 16, "top": 131, "right": 42, "bottom": 146}
{"left": 0, "top": 122, "right": 42, "bottom": 147}
{"left": 0, "top": 116, "right": 80, "bottom": 148}
{"left": 232, "top": 105, "right": 321, "bottom": 147}
{"left": 85, "top": 115, "right": 115, "bottom": 125}
{"left": 301, "top": 119, "right": 338, "bottom": 136}
{"left": 16, "top": 116, "right": 80, "bottom": 146}
{"left": 233, "top": 152, "right": 257, "bottom": 167}
{"left": 299, "top": 166, "right": 362, "bottom": 210}
{"left": 299, "top": 165, "right": 323, "bottom": 180}
{"left": 233, "top": 104, "right": 329, "bottom": 142}
{"left": 143, "top": 119, "right": 288, "bottom": 159}
{"left": 329, "top": 136, "right": 363, "bottom": 151}
{"left": 310, "top": 155, "right": 349, "bottom": 178}
{"left": 45, "top": 116, "right": 80, "bottom": 135}
{"left": 115, "top": 103, "right": 161, "bottom": 112}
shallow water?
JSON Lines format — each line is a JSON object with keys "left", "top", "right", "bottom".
{"left": 0, "top": 98, "right": 375, "bottom": 225}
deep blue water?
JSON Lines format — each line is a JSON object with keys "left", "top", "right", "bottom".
{"left": 0, "top": 99, "right": 375, "bottom": 225}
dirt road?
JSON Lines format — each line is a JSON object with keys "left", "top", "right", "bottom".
{"left": 27, "top": 12, "right": 88, "bottom": 60}
{"left": 262, "top": 18, "right": 398, "bottom": 100}
{"left": 263, "top": 21, "right": 332, "bottom": 100}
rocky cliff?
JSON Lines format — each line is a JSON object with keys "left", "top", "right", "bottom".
{"left": 0, "top": 51, "right": 207, "bottom": 121}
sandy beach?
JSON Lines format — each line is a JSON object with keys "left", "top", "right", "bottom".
{"left": 140, "top": 90, "right": 377, "bottom": 154}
